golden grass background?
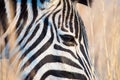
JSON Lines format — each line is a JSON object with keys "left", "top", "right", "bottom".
{"left": 0, "top": 0, "right": 120, "bottom": 80}
{"left": 77, "top": 0, "right": 120, "bottom": 80}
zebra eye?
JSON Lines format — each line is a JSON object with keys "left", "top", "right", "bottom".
{"left": 60, "top": 35, "right": 76, "bottom": 46}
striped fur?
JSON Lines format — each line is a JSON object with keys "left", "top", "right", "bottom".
{"left": 0, "top": 0, "right": 96, "bottom": 80}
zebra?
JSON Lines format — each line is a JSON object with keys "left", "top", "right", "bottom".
{"left": 0, "top": 0, "right": 96, "bottom": 80}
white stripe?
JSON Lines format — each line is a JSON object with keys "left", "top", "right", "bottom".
{"left": 9, "top": 2, "right": 34, "bottom": 58}
{"left": 17, "top": 24, "right": 51, "bottom": 71}
{"left": 19, "top": 44, "right": 84, "bottom": 74}
{"left": 76, "top": 37, "right": 93, "bottom": 80}
{"left": 46, "top": 75, "right": 78, "bottom": 80}
{"left": 33, "top": 63, "right": 87, "bottom": 80}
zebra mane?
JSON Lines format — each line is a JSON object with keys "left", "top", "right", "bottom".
{"left": 73, "top": 0, "right": 93, "bottom": 6}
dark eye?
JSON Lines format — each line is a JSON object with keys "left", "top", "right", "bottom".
{"left": 60, "top": 35, "right": 76, "bottom": 46}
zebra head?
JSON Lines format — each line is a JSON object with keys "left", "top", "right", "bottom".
{"left": 0, "top": 0, "right": 96, "bottom": 80}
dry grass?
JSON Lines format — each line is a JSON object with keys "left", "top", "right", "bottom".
{"left": 0, "top": 59, "right": 16, "bottom": 80}
{"left": 77, "top": 0, "right": 120, "bottom": 80}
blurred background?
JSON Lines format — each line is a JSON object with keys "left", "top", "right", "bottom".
{"left": 77, "top": 0, "right": 120, "bottom": 80}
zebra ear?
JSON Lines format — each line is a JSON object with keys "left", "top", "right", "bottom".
{"left": 73, "top": 0, "right": 93, "bottom": 6}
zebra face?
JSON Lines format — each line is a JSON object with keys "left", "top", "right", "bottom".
{"left": 0, "top": 0, "right": 96, "bottom": 80}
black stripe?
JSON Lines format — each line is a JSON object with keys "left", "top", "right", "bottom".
{"left": 73, "top": 10, "right": 79, "bottom": 38}
{"left": 80, "top": 44, "right": 91, "bottom": 76}
{"left": 77, "top": 52, "right": 90, "bottom": 79}
{"left": 18, "top": 0, "right": 38, "bottom": 45}
{"left": 16, "top": 0, "right": 27, "bottom": 40}
{"left": 62, "top": 0, "right": 66, "bottom": 25}
{"left": 19, "top": 16, "right": 50, "bottom": 63}
{"left": 24, "top": 26, "right": 54, "bottom": 80}
{"left": 83, "top": 59, "right": 92, "bottom": 80}
{"left": 51, "top": 0, "right": 61, "bottom": 43}
{"left": 52, "top": 9, "right": 61, "bottom": 42}
{"left": 69, "top": 5, "right": 74, "bottom": 33}
{"left": 83, "top": 27, "right": 88, "bottom": 52}
{"left": 25, "top": 54, "right": 82, "bottom": 80}
{"left": 61, "top": 0, "right": 68, "bottom": 32}
{"left": 32, "top": 0, "right": 38, "bottom": 22}
{"left": 58, "top": 15, "right": 61, "bottom": 28}
{"left": 41, "top": 70, "right": 87, "bottom": 80}
{"left": 22, "top": 24, "right": 40, "bottom": 48}
{"left": 65, "top": 0, "right": 70, "bottom": 28}
{"left": 80, "top": 44, "right": 90, "bottom": 67}
{"left": 54, "top": 44, "right": 77, "bottom": 59}
{"left": 20, "top": 22, "right": 54, "bottom": 70}
{"left": 77, "top": 0, "right": 93, "bottom": 6}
